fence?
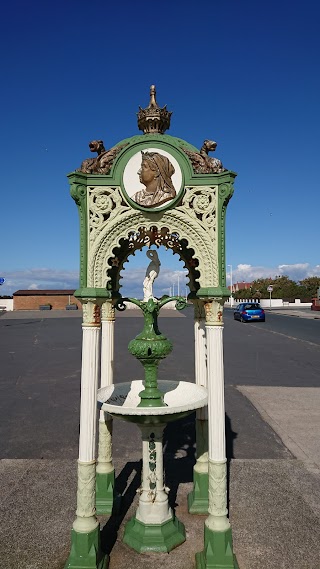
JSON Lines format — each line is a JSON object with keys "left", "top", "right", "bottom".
{"left": 225, "top": 298, "right": 312, "bottom": 308}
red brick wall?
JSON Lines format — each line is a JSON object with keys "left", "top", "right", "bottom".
{"left": 14, "top": 295, "right": 82, "bottom": 311}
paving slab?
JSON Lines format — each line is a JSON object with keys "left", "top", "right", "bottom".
{"left": 238, "top": 386, "right": 320, "bottom": 468}
{"left": 1, "top": 457, "right": 320, "bottom": 569}
{"left": 231, "top": 459, "right": 320, "bottom": 569}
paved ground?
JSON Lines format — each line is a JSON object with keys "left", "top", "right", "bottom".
{"left": 267, "top": 307, "right": 320, "bottom": 320}
{"left": 0, "top": 309, "right": 319, "bottom": 569}
{"left": 238, "top": 386, "right": 320, "bottom": 468}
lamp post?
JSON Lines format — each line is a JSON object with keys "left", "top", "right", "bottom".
{"left": 227, "top": 264, "right": 233, "bottom": 307}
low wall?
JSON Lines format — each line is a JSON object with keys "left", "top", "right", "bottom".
{"left": 225, "top": 298, "right": 312, "bottom": 308}
{"left": 0, "top": 299, "right": 13, "bottom": 311}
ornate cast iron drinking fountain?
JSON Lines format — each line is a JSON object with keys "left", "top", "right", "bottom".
{"left": 64, "top": 85, "right": 239, "bottom": 569}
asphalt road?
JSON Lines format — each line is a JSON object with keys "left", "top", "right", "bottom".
{"left": 1, "top": 308, "right": 319, "bottom": 463}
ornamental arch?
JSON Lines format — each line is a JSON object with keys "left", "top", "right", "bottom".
{"left": 89, "top": 213, "right": 218, "bottom": 293}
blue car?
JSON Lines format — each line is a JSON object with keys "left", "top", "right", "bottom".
{"left": 233, "top": 302, "right": 265, "bottom": 323}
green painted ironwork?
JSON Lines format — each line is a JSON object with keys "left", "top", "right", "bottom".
{"left": 115, "top": 296, "right": 187, "bottom": 407}
{"left": 196, "top": 526, "right": 239, "bottom": 569}
{"left": 123, "top": 515, "right": 186, "bottom": 553}
{"left": 187, "top": 471, "right": 209, "bottom": 515}
{"left": 64, "top": 526, "right": 108, "bottom": 569}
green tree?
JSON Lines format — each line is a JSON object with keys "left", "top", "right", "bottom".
{"left": 272, "top": 275, "right": 300, "bottom": 299}
{"left": 298, "top": 277, "right": 320, "bottom": 298}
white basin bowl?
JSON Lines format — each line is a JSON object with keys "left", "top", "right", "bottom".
{"left": 97, "top": 380, "right": 208, "bottom": 424}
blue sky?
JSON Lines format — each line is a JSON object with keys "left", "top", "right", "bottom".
{"left": 1, "top": 0, "right": 319, "bottom": 297}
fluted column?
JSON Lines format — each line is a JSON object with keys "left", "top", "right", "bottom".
{"left": 96, "top": 301, "right": 115, "bottom": 514}
{"left": 65, "top": 299, "right": 107, "bottom": 569}
{"left": 204, "top": 301, "right": 229, "bottom": 531}
{"left": 196, "top": 299, "right": 237, "bottom": 569}
{"left": 100, "top": 300, "right": 115, "bottom": 390}
{"left": 74, "top": 301, "right": 101, "bottom": 532}
{"left": 188, "top": 300, "right": 209, "bottom": 513}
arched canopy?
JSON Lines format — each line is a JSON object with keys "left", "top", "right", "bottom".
{"left": 69, "top": 133, "right": 236, "bottom": 300}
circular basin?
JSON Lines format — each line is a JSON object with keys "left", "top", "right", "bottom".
{"left": 97, "top": 380, "right": 208, "bottom": 425}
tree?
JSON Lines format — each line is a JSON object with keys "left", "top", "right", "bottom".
{"left": 298, "top": 277, "right": 320, "bottom": 298}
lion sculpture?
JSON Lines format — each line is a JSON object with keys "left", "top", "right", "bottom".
{"left": 79, "top": 140, "right": 127, "bottom": 174}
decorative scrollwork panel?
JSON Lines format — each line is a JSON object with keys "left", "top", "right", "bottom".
{"left": 87, "top": 202, "right": 219, "bottom": 291}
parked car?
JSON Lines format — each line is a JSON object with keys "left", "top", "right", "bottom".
{"left": 233, "top": 302, "right": 265, "bottom": 322}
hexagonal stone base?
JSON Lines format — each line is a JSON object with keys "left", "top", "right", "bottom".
{"left": 123, "top": 515, "right": 186, "bottom": 553}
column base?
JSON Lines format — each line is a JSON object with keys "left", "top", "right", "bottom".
{"left": 123, "top": 515, "right": 186, "bottom": 553}
{"left": 188, "top": 470, "right": 208, "bottom": 514}
{"left": 95, "top": 471, "right": 117, "bottom": 515}
{"left": 196, "top": 526, "right": 238, "bottom": 569}
{"left": 64, "top": 526, "right": 108, "bottom": 569}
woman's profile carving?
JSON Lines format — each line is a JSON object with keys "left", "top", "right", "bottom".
{"left": 133, "top": 151, "right": 176, "bottom": 208}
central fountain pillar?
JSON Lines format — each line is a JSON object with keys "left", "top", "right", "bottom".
{"left": 123, "top": 423, "right": 185, "bottom": 553}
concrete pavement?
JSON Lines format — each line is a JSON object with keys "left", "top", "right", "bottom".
{"left": 1, "top": 408, "right": 320, "bottom": 569}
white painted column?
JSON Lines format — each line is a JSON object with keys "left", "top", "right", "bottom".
{"left": 97, "top": 301, "right": 115, "bottom": 476}
{"left": 73, "top": 301, "right": 101, "bottom": 533}
{"left": 204, "top": 300, "right": 230, "bottom": 532}
{"left": 194, "top": 300, "right": 208, "bottom": 472}
{"left": 100, "top": 301, "right": 115, "bottom": 390}
{"left": 136, "top": 425, "right": 172, "bottom": 525}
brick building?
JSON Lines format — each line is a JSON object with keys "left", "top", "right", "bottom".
{"left": 13, "top": 290, "right": 82, "bottom": 310}
{"left": 228, "top": 282, "right": 252, "bottom": 293}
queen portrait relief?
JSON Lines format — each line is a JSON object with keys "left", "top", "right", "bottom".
{"left": 133, "top": 151, "right": 176, "bottom": 208}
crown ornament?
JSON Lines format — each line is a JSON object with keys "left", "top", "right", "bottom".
{"left": 137, "top": 85, "right": 172, "bottom": 134}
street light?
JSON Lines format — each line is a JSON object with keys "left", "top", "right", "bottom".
{"left": 227, "top": 264, "right": 233, "bottom": 307}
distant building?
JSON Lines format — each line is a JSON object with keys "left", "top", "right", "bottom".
{"left": 13, "top": 290, "right": 81, "bottom": 310}
{"left": 228, "top": 282, "right": 252, "bottom": 293}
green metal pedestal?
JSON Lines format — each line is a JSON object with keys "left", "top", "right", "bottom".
{"left": 95, "top": 471, "right": 115, "bottom": 515}
{"left": 196, "top": 526, "right": 238, "bottom": 569}
{"left": 123, "top": 515, "right": 186, "bottom": 553}
{"left": 64, "top": 526, "right": 108, "bottom": 569}
{"left": 188, "top": 470, "right": 209, "bottom": 514}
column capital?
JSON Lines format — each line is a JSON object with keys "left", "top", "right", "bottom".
{"left": 75, "top": 288, "right": 109, "bottom": 326}
{"left": 204, "top": 299, "right": 224, "bottom": 326}
{"left": 82, "top": 300, "right": 102, "bottom": 326}
{"left": 192, "top": 299, "right": 206, "bottom": 320}
{"left": 101, "top": 301, "right": 115, "bottom": 321}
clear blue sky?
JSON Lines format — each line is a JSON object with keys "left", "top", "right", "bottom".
{"left": 1, "top": 0, "right": 319, "bottom": 296}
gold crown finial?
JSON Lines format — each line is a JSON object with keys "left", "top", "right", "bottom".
{"left": 137, "top": 85, "right": 172, "bottom": 135}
